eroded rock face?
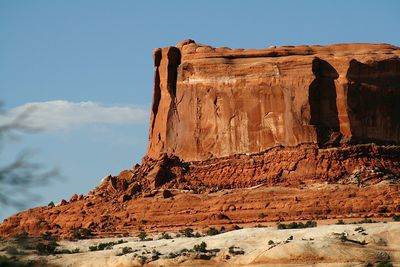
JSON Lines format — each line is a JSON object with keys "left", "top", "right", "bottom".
{"left": 1, "top": 41, "right": 399, "bottom": 239}
{"left": 147, "top": 41, "right": 400, "bottom": 161}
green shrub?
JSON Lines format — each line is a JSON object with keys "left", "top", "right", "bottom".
{"left": 392, "top": 215, "right": 400, "bottom": 221}
{"left": 160, "top": 232, "right": 172, "bottom": 239}
{"left": 89, "top": 240, "right": 127, "bottom": 251}
{"left": 277, "top": 220, "right": 317, "bottom": 230}
{"left": 35, "top": 241, "right": 59, "bottom": 255}
{"left": 207, "top": 227, "right": 219, "bottom": 236}
{"left": 13, "top": 232, "right": 34, "bottom": 250}
{"left": 41, "top": 231, "right": 57, "bottom": 241}
{"left": 194, "top": 232, "right": 202, "bottom": 238}
{"left": 336, "top": 219, "right": 345, "bottom": 225}
{"left": 268, "top": 240, "right": 274, "bottom": 245}
{"left": 179, "top": 228, "right": 194, "bottom": 237}
{"left": 193, "top": 241, "right": 207, "bottom": 253}
{"left": 70, "top": 227, "right": 92, "bottom": 240}
{"left": 0, "top": 255, "right": 45, "bottom": 267}
{"left": 137, "top": 231, "right": 147, "bottom": 241}
{"left": 116, "top": 246, "right": 133, "bottom": 256}
{"left": 376, "top": 261, "right": 393, "bottom": 267}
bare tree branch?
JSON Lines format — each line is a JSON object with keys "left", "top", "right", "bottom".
{"left": 0, "top": 102, "right": 58, "bottom": 212}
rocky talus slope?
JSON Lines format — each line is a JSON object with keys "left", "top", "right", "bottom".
{"left": 0, "top": 41, "right": 399, "bottom": 238}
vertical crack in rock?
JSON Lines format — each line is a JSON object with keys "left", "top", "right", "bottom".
{"left": 150, "top": 48, "right": 162, "bottom": 137}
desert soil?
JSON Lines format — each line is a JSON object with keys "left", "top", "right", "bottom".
{"left": 3, "top": 221, "right": 399, "bottom": 267}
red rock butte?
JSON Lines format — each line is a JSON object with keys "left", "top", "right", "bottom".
{"left": 148, "top": 40, "right": 400, "bottom": 161}
{"left": 0, "top": 40, "right": 399, "bottom": 238}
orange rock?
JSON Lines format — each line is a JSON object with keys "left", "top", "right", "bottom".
{"left": 0, "top": 42, "right": 399, "bottom": 239}
{"left": 147, "top": 41, "right": 400, "bottom": 161}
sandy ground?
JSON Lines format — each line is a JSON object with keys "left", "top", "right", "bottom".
{"left": 5, "top": 222, "right": 400, "bottom": 266}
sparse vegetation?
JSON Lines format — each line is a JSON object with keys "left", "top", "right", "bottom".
{"left": 375, "top": 261, "right": 393, "bottom": 267}
{"left": 268, "top": 240, "right": 274, "bottom": 245}
{"left": 336, "top": 219, "right": 345, "bottom": 225}
{"left": 41, "top": 231, "right": 57, "bottom": 241}
{"left": 35, "top": 241, "right": 59, "bottom": 255}
{"left": 167, "top": 252, "right": 178, "bottom": 259}
{"left": 137, "top": 231, "right": 147, "bottom": 241}
{"left": 0, "top": 255, "right": 47, "bottom": 267}
{"left": 89, "top": 240, "right": 126, "bottom": 251}
{"left": 392, "top": 215, "right": 400, "bottom": 221}
{"left": 194, "top": 232, "right": 202, "bottom": 238}
{"left": 228, "top": 246, "right": 245, "bottom": 255}
{"left": 70, "top": 227, "right": 93, "bottom": 240}
{"left": 277, "top": 220, "right": 317, "bottom": 230}
{"left": 356, "top": 218, "right": 377, "bottom": 224}
{"left": 116, "top": 246, "right": 133, "bottom": 256}
{"left": 207, "top": 227, "right": 219, "bottom": 236}
{"left": 193, "top": 241, "right": 207, "bottom": 253}
{"left": 179, "top": 228, "right": 194, "bottom": 237}
{"left": 47, "top": 201, "right": 55, "bottom": 208}
{"left": 160, "top": 232, "right": 172, "bottom": 239}
{"left": 13, "top": 232, "right": 34, "bottom": 250}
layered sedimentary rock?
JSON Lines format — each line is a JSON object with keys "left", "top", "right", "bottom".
{"left": 1, "top": 41, "right": 399, "bottom": 238}
{"left": 147, "top": 40, "right": 400, "bottom": 161}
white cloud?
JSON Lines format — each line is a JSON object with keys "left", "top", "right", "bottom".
{"left": 0, "top": 100, "right": 149, "bottom": 130}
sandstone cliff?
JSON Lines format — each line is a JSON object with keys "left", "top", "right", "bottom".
{"left": 147, "top": 40, "right": 400, "bottom": 161}
{"left": 0, "top": 41, "right": 399, "bottom": 239}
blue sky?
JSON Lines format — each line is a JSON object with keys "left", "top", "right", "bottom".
{"left": 0, "top": 0, "right": 399, "bottom": 219}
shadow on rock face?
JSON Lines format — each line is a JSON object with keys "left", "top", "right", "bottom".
{"left": 309, "top": 58, "right": 341, "bottom": 147}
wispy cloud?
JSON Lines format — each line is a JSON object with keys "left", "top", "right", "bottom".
{"left": 0, "top": 100, "right": 149, "bottom": 131}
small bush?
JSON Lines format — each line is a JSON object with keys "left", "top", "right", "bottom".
{"left": 336, "top": 219, "right": 345, "bottom": 225}
{"left": 352, "top": 217, "right": 377, "bottom": 224}
{"left": 90, "top": 240, "right": 127, "bottom": 251}
{"left": 36, "top": 241, "right": 59, "bottom": 255}
{"left": 14, "top": 232, "right": 33, "bottom": 250}
{"left": 179, "top": 228, "right": 194, "bottom": 237}
{"left": 0, "top": 255, "right": 45, "bottom": 267}
{"left": 194, "top": 232, "right": 202, "bottom": 238}
{"left": 48, "top": 201, "right": 55, "bottom": 207}
{"left": 376, "top": 261, "right": 393, "bottom": 267}
{"left": 207, "top": 227, "right": 219, "bottom": 236}
{"left": 228, "top": 246, "right": 245, "bottom": 255}
{"left": 277, "top": 220, "right": 317, "bottom": 230}
{"left": 137, "top": 231, "right": 147, "bottom": 241}
{"left": 57, "top": 248, "right": 80, "bottom": 254}
{"left": 160, "top": 232, "right": 172, "bottom": 239}
{"left": 117, "top": 246, "right": 133, "bottom": 255}
{"left": 167, "top": 252, "right": 178, "bottom": 259}
{"left": 41, "top": 231, "right": 57, "bottom": 241}
{"left": 268, "top": 240, "right": 274, "bottom": 245}
{"left": 70, "top": 227, "right": 92, "bottom": 240}
{"left": 193, "top": 241, "right": 207, "bottom": 253}
{"left": 258, "top": 213, "right": 266, "bottom": 219}
{"left": 392, "top": 215, "right": 400, "bottom": 222}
